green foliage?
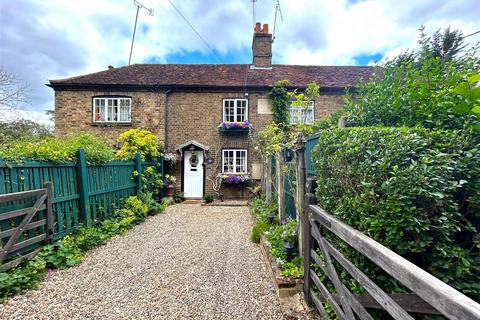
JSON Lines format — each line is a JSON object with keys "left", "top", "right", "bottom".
{"left": 141, "top": 165, "right": 164, "bottom": 196}
{"left": 0, "top": 256, "right": 46, "bottom": 299}
{"left": 116, "top": 129, "right": 163, "bottom": 161}
{"left": 246, "top": 185, "right": 262, "bottom": 198}
{"left": 137, "top": 192, "right": 165, "bottom": 214}
{"left": 251, "top": 220, "right": 269, "bottom": 243}
{"left": 250, "top": 197, "right": 303, "bottom": 278}
{"left": 0, "top": 194, "right": 161, "bottom": 301}
{"left": 203, "top": 195, "right": 214, "bottom": 203}
{"left": 251, "top": 123, "right": 297, "bottom": 156}
{"left": 0, "top": 132, "right": 115, "bottom": 163}
{"left": 268, "top": 80, "right": 291, "bottom": 125}
{"left": 313, "top": 127, "right": 480, "bottom": 297}
{"left": 342, "top": 28, "right": 479, "bottom": 131}
{"left": 0, "top": 119, "right": 52, "bottom": 144}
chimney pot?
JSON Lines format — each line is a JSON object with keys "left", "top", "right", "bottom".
{"left": 262, "top": 24, "right": 269, "bottom": 33}
{"left": 255, "top": 22, "right": 261, "bottom": 33}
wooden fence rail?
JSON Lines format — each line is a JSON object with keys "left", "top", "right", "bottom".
{"left": 0, "top": 182, "right": 52, "bottom": 271}
{"left": 302, "top": 194, "right": 480, "bottom": 320}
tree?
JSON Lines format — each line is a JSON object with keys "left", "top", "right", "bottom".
{"left": 342, "top": 27, "right": 480, "bottom": 130}
{"left": 0, "top": 67, "right": 29, "bottom": 111}
{"left": 0, "top": 119, "right": 52, "bottom": 144}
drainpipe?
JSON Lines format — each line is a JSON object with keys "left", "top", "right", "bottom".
{"left": 164, "top": 89, "right": 172, "bottom": 150}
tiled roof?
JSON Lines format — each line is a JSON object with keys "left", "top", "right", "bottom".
{"left": 49, "top": 64, "right": 374, "bottom": 89}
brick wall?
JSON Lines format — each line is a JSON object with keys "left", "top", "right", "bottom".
{"left": 54, "top": 88, "right": 345, "bottom": 198}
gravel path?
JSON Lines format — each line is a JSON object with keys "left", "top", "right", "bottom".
{"left": 0, "top": 204, "right": 284, "bottom": 319}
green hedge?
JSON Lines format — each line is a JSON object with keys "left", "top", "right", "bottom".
{"left": 312, "top": 127, "right": 480, "bottom": 298}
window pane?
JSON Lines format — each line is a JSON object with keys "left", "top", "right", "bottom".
{"left": 224, "top": 100, "right": 234, "bottom": 122}
{"left": 236, "top": 100, "right": 246, "bottom": 122}
{"left": 94, "top": 106, "right": 105, "bottom": 121}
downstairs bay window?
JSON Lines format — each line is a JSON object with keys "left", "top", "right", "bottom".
{"left": 93, "top": 97, "right": 131, "bottom": 123}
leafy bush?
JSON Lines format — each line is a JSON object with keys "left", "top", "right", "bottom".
{"left": 313, "top": 127, "right": 480, "bottom": 297}
{"left": 0, "top": 132, "right": 115, "bottom": 163}
{"left": 341, "top": 28, "right": 479, "bottom": 131}
{"left": 203, "top": 195, "right": 214, "bottom": 203}
{"left": 116, "top": 129, "right": 163, "bottom": 161}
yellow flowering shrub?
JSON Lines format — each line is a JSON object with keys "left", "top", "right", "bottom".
{"left": 115, "top": 129, "right": 163, "bottom": 160}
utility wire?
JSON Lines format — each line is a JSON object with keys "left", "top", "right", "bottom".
{"left": 167, "top": 0, "right": 224, "bottom": 63}
{"left": 465, "top": 30, "right": 480, "bottom": 38}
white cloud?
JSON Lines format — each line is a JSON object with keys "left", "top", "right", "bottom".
{"left": 0, "top": 0, "right": 479, "bottom": 125}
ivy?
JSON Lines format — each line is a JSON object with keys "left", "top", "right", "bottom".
{"left": 268, "top": 80, "right": 290, "bottom": 125}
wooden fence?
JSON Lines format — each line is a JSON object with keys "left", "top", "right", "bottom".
{"left": 0, "top": 151, "right": 163, "bottom": 264}
{"left": 0, "top": 182, "right": 52, "bottom": 271}
{"left": 302, "top": 194, "right": 480, "bottom": 320}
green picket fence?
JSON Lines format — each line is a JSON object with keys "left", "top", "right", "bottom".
{"left": 0, "top": 151, "right": 163, "bottom": 258}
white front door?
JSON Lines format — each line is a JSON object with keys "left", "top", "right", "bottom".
{"left": 183, "top": 150, "right": 204, "bottom": 198}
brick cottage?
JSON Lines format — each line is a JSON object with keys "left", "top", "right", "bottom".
{"left": 49, "top": 22, "right": 373, "bottom": 199}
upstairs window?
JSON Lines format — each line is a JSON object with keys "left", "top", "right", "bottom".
{"left": 223, "top": 99, "right": 248, "bottom": 123}
{"left": 222, "top": 149, "right": 247, "bottom": 173}
{"left": 290, "top": 101, "right": 314, "bottom": 124}
{"left": 93, "top": 97, "right": 131, "bottom": 123}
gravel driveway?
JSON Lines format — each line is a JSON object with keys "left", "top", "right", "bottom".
{"left": 0, "top": 204, "right": 284, "bottom": 319}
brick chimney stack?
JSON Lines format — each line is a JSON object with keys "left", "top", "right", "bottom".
{"left": 252, "top": 22, "right": 272, "bottom": 68}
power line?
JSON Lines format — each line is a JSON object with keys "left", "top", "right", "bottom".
{"left": 167, "top": 0, "right": 224, "bottom": 63}
{"left": 465, "top": 30, "right": 480, "bottom": 38}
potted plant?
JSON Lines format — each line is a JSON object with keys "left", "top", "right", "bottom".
{"left": 165, "top": 174, "right": 176, "bottom": 198}
{"left": 164, "top": 152, "right": 180, "bottom": 170}
{"left": 281, "top": 219, "right": 297, "bottom": 262}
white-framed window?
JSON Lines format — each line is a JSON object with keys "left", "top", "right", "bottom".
{"left": 222, "top": 149, "right": 248, "bottom": 173}
{"left": 223, "top": 99, "right": 248, "bottom": 122}
{"left": 290, "top": 101, "right": 315, "bottom": 124}
{"left": 93, "top": 97, "right": 131, "bottom": 123}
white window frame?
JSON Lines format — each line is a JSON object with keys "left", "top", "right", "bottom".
{"left": 290, "top": 100, "right": 315, "bottom": 124}
{"left": 222, "top": 149, "right": 248, "bottom": 174}
{"left": 93, "top": 97, "right": 132, "bottom": 123}
{"left": 222, "top": 99, "right": 248, "bottom": 123}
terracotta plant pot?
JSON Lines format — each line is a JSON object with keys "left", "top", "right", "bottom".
{"left": 166, "top": 184, "right": 174, "bottom": 197}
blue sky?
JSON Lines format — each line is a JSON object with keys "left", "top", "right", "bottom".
{"left": 0, "top": 0, "right": 479, "bottom": 124}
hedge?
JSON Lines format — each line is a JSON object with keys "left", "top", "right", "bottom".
{"left": 312, "top": 127, "right": 480, "bottom": 299}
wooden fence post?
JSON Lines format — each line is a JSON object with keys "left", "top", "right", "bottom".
{"left": 77, "top": 149, "right": 92, "bottom": 226}
{"left": 303, "top": 193, "right": 315, "bottom": 306}
{"left": 135, "top": 153, "right": 143, "bottom": 194}
{"left": 265, "top": 156, "right": 272, "bottom": 203}
{"left": 276, "top": 152, "right": 285, "bottom": 221}
{"left": 43, "top": 181, "right": 53, "bottom": 243}
{"left": 295, "top": 133, "right": 306, "bottom": 256}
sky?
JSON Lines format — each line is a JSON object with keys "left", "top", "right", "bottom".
{"left": 0, "top": 0, "right": 479, "bottom": 125}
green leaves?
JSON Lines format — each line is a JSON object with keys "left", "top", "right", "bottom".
{"left": 312, "top": 127, "right": 480, "bottom": 298}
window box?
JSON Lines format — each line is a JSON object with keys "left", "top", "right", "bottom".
{"left": 217, "top": 173, "right": 251, "bottom": 184}
{"left": 218, "top": 121, "right": 251, "bottom": 134}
